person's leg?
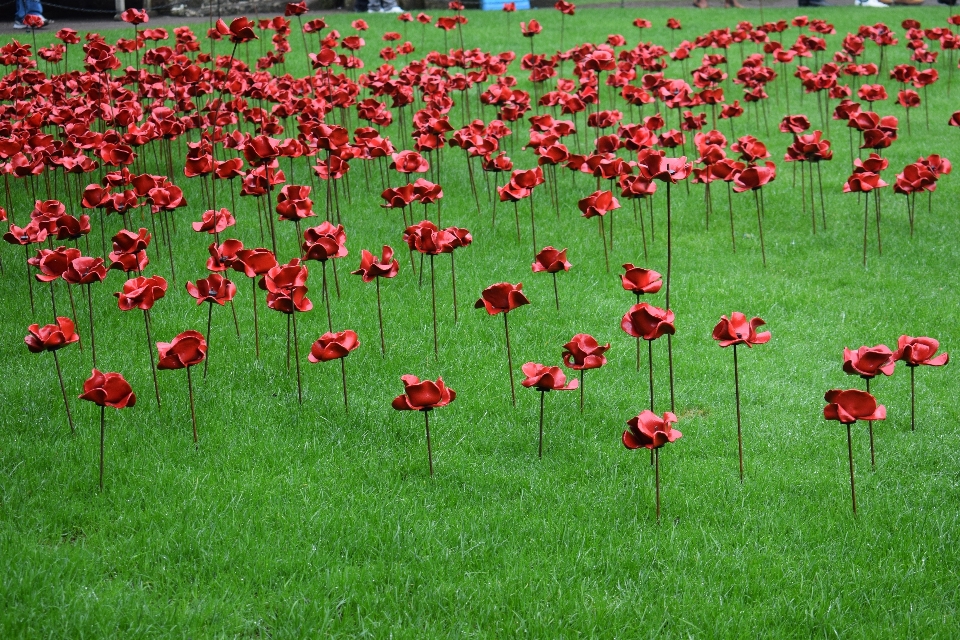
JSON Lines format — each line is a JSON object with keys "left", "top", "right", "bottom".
{"left": 368, "top": 0, "right": 382, "bottom": 12}
{"left": 23, "top": 0, "right": 44, "bottom": 19}
{"left": 379, "top": 0, "right": 403, "bottom": 12}
{"left": 14, "top": 0, "right": 27, "bottom": 23}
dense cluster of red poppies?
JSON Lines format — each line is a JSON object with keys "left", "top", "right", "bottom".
{"left": 4, "top": 3, "right": 954, "bottom": 517}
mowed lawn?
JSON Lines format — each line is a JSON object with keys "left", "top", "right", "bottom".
{"left": 2, "top": 6, "right": 960, "bottom": 637}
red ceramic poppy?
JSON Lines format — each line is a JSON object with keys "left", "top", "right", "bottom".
{"left": 352, "top": 246, "right": 399, "bottom": 282}
{"left": 475, "top": 282, "right": 530, "bottom": 315}
{"left": 120, "top": 8, "right": 148, "bottom": 24}
{"left": 520, "top": 20, "right": 542, "bottom": 37}
{"left": 712, "top": 313, "right": 771, "bottom": 347}
{"left": 621, "top": 303, "right": 675, "bottom": 340}
{"left": 391, "top": 150, "right": 429, "bottom": 174}
{"left": 115, "top": 275, "right": 167, "bottom": 311}
{"left": 392, "top": 374, "right": 457, "bottom": 411}
{"left": 555, "top": 0, "right": 575, "bottom": 14}
{"left": 207, "top": 240, "right": 244, "bottom": 273}
{"left": 303, "top": 222, "right": 348, "bottom": 262}
{"left": 732, "top": 162, "right": 776, "bottom": 192}
{"left": 843, "top": 345, "right": 895, "bottom": 378}
{"left": 893, "top": 336, "right": 948, "bottom": 367}
{"left": 192, "top": 208, "right": 236, "bottom": 234}
{"left": 578, "top": 190, "right": 620, "bottom": 218}
{"left": 62, "top": 256, "right": 107, "bottom": 285}
{"left": 562, "top": 334, "right": 610, "bottom": 370}
{"left": 79, "top": 369, "right": 136, "bottom": 409}
{"left": 186, "top": 274, "right": 237, "bottom": 306}
{"left": 25, "top": 317, "right": 80, "bottom": 353}
{"left": 622, "top": 410, "right": 681, "bottom": 450}
{"left": 532, "top": 247, "right": 571, "bottom": 273}
{"left": 32, "top": 247, "right": 81, "bottom": 282}
{"left": 521, "top": 363, "right": 578, "bottom": 391}
{"left": 621, "top": 264, "right": 662, "bottom": 295}
{"left": 261, "top": 259, "right": 313, "bottom": 314}
{"left": 823, "top": 389, "right": 886, "bottom": 424}
{"left": 157, "top": 330, "right": 207, "bottom": 370}
{"left": 232, "top": 248, "right": 278, "bottom": 277}
{"left": 308, "top": 330, "right": 360, "bottom": 362}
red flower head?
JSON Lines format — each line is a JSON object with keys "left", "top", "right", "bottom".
{"left": 32, "top": 246, "right": 81, "bottom": 282}
{"left": 391, "top": 150, "right": 429, "bottom": 174}
{"left": 621, "top": 302, "right": 675, "bottom": 340}
{"left": 623, "top": 410, "right": 681, "bottom": 450}
{"left": 578, "top": 190, "right": 620, "bottom": 218}
{"left": 4, "top": 221, "right": 48, "bottom": 246}
{"left": 857, "top": 84, "right": 888, "bottom": 103}
{"left": 79, "top": 369, "right": 136, "bottom": 409}
{"left": 62, "top": 256, "right": 107, "bottom": 286}
{"left": 392, "top": 375, "right": 456, "bottom": 411}
{"left": 243, "top": 135, "right": 280, "bottom": 165}
{"left": 843, "top": 345, "right": 895, "bottom": 379}
{"left": 843, "top": 172, "right": 886, "bottom": 193}
{"left": 25, "top": 317, "right": 80, "bottom": 353}
{"left": 303, "top": 222, "right": 348, "bottom": 262}
{"left": 637, "top": 154, "right": 692, "bottom": 183}
{"left": 562, "top": 333, "right": 610, "bottom": 371}
{"left": 731, "top": 135, "right": 770, "bottom": 162}
{"left": 186, "top": 273, "right": 237, "bottom": 307}
{"left": 893, "top": 336, "right": 948, "bottom": 367}
{"left": 475, "top": 282, "right": 530, "bottom": 315}
{"left": 308, "top": 330, "right": 360, "bottom": 363}
{"left": 23, "top": 14, "right": 45, "bottom": 29}
{"left": 620, "top": 264, "right": 662, "bottom": 295}
{"left": 115, "top": 275, "right": 167, "bottom": 311}
{"left": 256, "top": 257, "right": 309, "bottom": 311}
{"left": 120, "top": 8, "right": 149, "bottom": 24}
{"left": 352, "top": 246, "right": 400, "bottom": 282}
{"left": 667, "top": 18, "right": 681, "bottom": 30}
{"left": 555, "top": 0, "right": 575, "bottom": 14}
{"left": 232, "top": 247, "right": 278, "bottom": 278}
{"left": 521, "top": 20, "right": 542, "bottom": 37}
{"left": 779, "top": 115, "right": 811, "bottom": 134}
{"left": 712, "top": 312, "right": 771, "bottom": 347}
{"left": 225, "top": 17, "right": 259, "bottom": 44}
{"left": 207, "top": 239, "right": 244, "bottom": 272}
{"left": 192, "top": 208, "right": 236, "bottom": 234}
{"left": 157, "top": 330, "right": 207, "bottom": 370}
{"left": 532, "top": 246, "right": 571, "bottom": 273}
{"left": 823, "top": 389, "right": 885, "bottom": 424}
{"left": 503, "top": 2, "right": 516, "bottom": 10}
{"left": 285, "top": 2, "right": 308, "bottom": 16}
{"left": 732, "top": 162, "right": 777, "bottom": 192}
{"left": 403, "top": 220, "right": 453, "bottom": 256}
{"left": 521, "top": 363, "right": 579, "bottom": 391}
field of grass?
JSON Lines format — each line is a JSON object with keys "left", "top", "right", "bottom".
{"left": 2, "top": 6, "right": 960, "bottom": 637}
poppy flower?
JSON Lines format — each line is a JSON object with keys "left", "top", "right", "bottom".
{"left": 392, "top": 374, "right": 457, "bottom": 475}
{"left": 532, "top": 246, "right": 571, "bottom": 274}
{"left": 522, "top": 363, "right": 578, "bottom": 392}
{"left": 186, "top": 273, "right": 237, "bottom": 307}
{"left": 352, "top": 246, "right": 400, "bottom": 282}
{"left": 79, "top": 368, "right": 136, "bottom": 410}
{"left": 207, "top": 239, "right": 244, "bottom": 273}
{"left": 894, "top": 335, "right": 948, "bottom": 432}
{"left": 475, "top": 282, "right": 530, "bottom": 315}
{"left": 824, "top": 388, "right": 886, "bottom": 514}
{"left": 555, "top": 0, "right": 575, "bottom": 14}
{"left": 115, "top": 275, "right": 167, "bottom": 311}
{"left": 622, "top": 409, "right": 682, "bottom": 521}
{"left": 391, "top": 150, "right": 429, "bottom": 174}
{"left": 261, "top": 259, "right": 313, "bottom": 314}
{"left": 25, "top": 317, "right": 80, "bottom": 353}
{"left": 894, "top": 336, "right": 948, "bottom": 368}
{"left": 562, "top": 333, "right": 610, "bottom": 412}
{"left": 308, "top": 330, "right": 360, "bottom": 363}
{"left": 621, "top": 302, "right": 675, "bottom": 341}
{"left": 521, "top": 20, "right": 542, "bottom": 37}
{"left": 78, "top": 368, "right": 136, "bottom": 491}
{"left": 309, "top": 330, "right": 360, "bottom": 412}
{"left": 712, "top": 313, "right": 771, "bottom": 347}
{"left": 623, "top": 410, "right": 681, "bottom": 450}
{"left": 32, "top": 246, "right": 81, "bottom": 282}
{"left": 843, "top": 345, "right": 895, "bottom": 379}
{"left": 192, "top": 208, "right": 236, "bottom": 234}
{"left": 157, "top": 330, "right": 207, "bottom": 370}
{"left": 621, "top": 264, "right": 662, "bottom": 296}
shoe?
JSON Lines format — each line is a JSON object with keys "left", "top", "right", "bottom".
{"left": 367, "top": 8, "right": 380, "bottom": 12}
{"left": 385, "top": 6, "right": 404, "bottom": 12}
{"left": 856, "top": 0, "right": 888, "bottom": 6}
{"left": 12, "top": 21, "right": 26, "bottom": 29}
{"left": 37, "top": 18, "right": 52, "bottom": 29}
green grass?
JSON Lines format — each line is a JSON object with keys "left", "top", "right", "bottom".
{"left": 2, "top": 6, "right": 960, "bottom": 637}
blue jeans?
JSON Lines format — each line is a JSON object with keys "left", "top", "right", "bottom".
{"left": 15, "top": 0, "right": 44, "bottom": 23}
